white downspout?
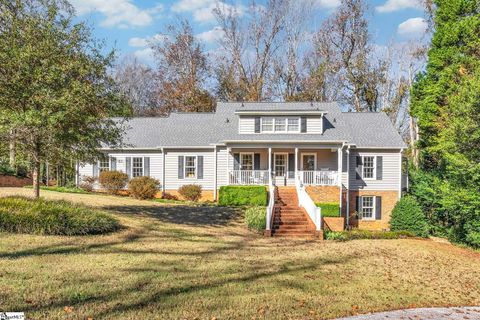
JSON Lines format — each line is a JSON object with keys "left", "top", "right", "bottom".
{"left": 268, "top": 147, "right": 272, "bottom": 186}
{"left": 161, "top": 148, "right": 166, "bottom": 197}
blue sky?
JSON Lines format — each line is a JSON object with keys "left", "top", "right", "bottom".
{"left": 69, "top": 0, "right": 428, "bottom": 64}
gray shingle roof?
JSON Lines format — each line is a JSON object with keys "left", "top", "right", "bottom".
{"left": 113, "top": 102, "right": 406, "bottom": 149}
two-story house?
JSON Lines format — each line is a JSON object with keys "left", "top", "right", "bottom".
{"left": 77, "top": 102, "right": 406, "bottom": 235}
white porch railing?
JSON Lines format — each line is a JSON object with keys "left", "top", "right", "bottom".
{"left": 298, "top": 170, "right": 338, "bottom": 186}
{"left": 265, "top": 180, "right": 276, "bottom": 232}
{"left": 229, "top": 170, "right": 269, "bottom": 185}
{"left": 295, "top": 174, "right": 322, "bottom": 231}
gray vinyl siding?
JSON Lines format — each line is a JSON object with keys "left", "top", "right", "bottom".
{"left": 306, "top": 117, "right": 322, "bottom": 134}
{"left": 239, "top": 117, "right": 255, "bottom": 134}
{"left": 164, "top": 149, "right": 215, "bottom": 190}
{"left": 216, "top": 147, "right": 229, "bottom": 187}
{"left": 349, "top": 149, "right": 400, "bottom": 191}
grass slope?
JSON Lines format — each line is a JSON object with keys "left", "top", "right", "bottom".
{"left": 0, "top": 188, "right": 479, "bottom": 319}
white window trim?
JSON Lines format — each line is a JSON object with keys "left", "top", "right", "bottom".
{"left": 300, "top": 153, "right": 317, "bottom": 171}
{"left": 98, "top": 157, "right": 110, "bottom": 172}
{"left": 239, "top": 152, "right": 254, "bottom": 171}
{"left": 360, "top": 195, "right": 376, "bottom": 221}
{"left": 184, "top": 155, "right": 198, "bottom": 179}
{"left": 132, "top": 157, "right": 144, "bottom": 177}
{"left": 260, "top": 117, "right": 301, "bottom": 134}
{"left": 362, "top": 155, "right": 376, "bottom": 180}
{"left": 274, "top": 152, "right": 288, "bottom": 177}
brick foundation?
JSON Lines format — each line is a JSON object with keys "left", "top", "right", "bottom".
{"left": 323, "top": 217, "right": 345, "bottom": 231}
{"left": 347, "top": 190, "right": 400, "bottom": 231}
{"left": 306, "top": 186, "right": 340, "bottom": 203}
{"left": 0, "top": 175, "right": 32, "bottom": 187}
{"left": 162, "top": 190, "right": 216, "bottom": 202}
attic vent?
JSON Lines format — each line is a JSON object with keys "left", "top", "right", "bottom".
{"left": 333, "top": 118, "right": 336, "bottom": 123}
{"left": 226, "top": 118, "right": 230, "bottom": 123}
{"left": 241, "top": 102, "right": 245, "bottom": 107}
{"left": 310, "top": 101, "right": 314, "bottom": 107}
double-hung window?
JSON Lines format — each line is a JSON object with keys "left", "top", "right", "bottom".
{"left": 274, "top": 117, "right": 286, "bottom": 132}
{"left": 132, "top": 157, "right": 143, "bottom": 177}
{"left": 261, "top": 117, "right": 274, "bottom": 132}
{"left": 240, "top": 153, "right": 253, "bottom": 171}
{"left": 363, "top": 156, "right": 375, "bottom": 179}
{"left": 185, "top": 156, "right": 197, "bottom": 178}
{"left": 287, "top": 118, "right": 299, "bottom": 132}
{"left": 99, "top": 157, "right": 110, "bottom": 173}
{"left": 361, "top": 196, "right": 375, "bottom": 220}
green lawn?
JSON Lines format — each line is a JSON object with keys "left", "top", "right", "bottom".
{"left": 1, "top": 187, "right": 480, "bottom": 319}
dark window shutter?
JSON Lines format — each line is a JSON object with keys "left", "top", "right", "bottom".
{"left": 144, "top": 157, "right": 150, "bottom": 176}
{"left": 254, "top": 117, "right": 261, "bottom": 133}
{"left": 254, "top": 153, "right": 260, "bottom": 170}
{"left": 110, "top": 157, "right": 116, "bottom": 171}
{"left": 233, "top": 153, "right": 240, "bottom": 170}
{"left": 93, "top": 162, "right": 99, "bottom": 177}
{"left": 375, "top": 196, "right": 382, "bottom": 220}
{"left": 288, "top": 154, "right": 295, "bottom": 178}
{"left": 300, "top": 117, "right": 307, "bottom": 133}
{"left": 197, "top": 156, "right": 203, "bottom": 179}
{"left": 376, "top": 156, "right": 383, "bottom": 180}
{"left": 178, "top": 156, "right": 184, "bottom": 179}
{"left": 355, "top": 156, "right": 363, "bottom": 180}
{"left": 126, "top": 157, "right": 131, "bottom": 178}
{"left": 356, "top": 196, "right": 360, "bottom": 214}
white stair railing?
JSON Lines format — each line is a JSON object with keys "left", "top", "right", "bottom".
{"left": 295, "top": 173, "right": 322, "bottom": 231}
{"left": 229, "top": 170, "right": 269, "bottom": 185}
{"left": 265, "top": 179, "right": 276, "bottom": 232}
{"left": 298, "top": 170, "right": 338, "bottom": 186}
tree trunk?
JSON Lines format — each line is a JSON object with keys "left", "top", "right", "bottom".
{"left": 32, "top": 142, "right": 41, "bottom": 198}
{"left": 9, "top": 129, "right": 16, "bottom": 168}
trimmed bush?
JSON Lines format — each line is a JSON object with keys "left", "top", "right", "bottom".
{"left": 325, "top": 230, "right": 415, "bottom": 241}
{"left": 0, "top": 196, "right": 120, "bottom": 235}
{"left": 178, "top": 184, "right": 202, "bottom": 202}
{"left": 98, "top": 171, "right": 128, "bottom": 195}
{"left": 0, "top": 163, "right": 15, "bottom": 176}
{"left": 218, "top": 186, "right": 267, "bottom": 206}
{"left": 315, "top": 202, "right": 340, "bottom": 217}
{"left": 390, "top": 196, "right": 430, "bottom": 237}
{"left": 245, "top": 206, "right": 266, "bottom": 232}
{"left": 128, "top": 176, "right": 160, "bottom": 200}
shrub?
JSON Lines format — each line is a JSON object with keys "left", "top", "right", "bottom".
{"left": 178, "top": 184, "right": 202, "bottom": 202}
{"left": 218, "top": 186, "right": 267, "bottom": 206}
{"left": 0, "top": 163, "right": 15, "bottom": 176}
{"left": 0, "top": 196, "right": 120, "bottom": 235}
{"left": 98, "top": 171, "right": 128, "bottom": 195}
{"left": 80, "top": 176, "right": 96, "bottom": 192}
{"left": 244, "top": 206, "right": 266, "bottom": 232}
{"left": 163, "top": 193, "right": 178, "bottom": 201}
{"left": 315, "top": 203, "right": 340, "bottom": 217}
{"left": 390, "top": 196, "right": 430, "bottom": 237}
{"left": 128, "top": 176, "right": 160, "bottom": 200}
{"left": 325, "top": 230, "right": 415, "bottom": 241}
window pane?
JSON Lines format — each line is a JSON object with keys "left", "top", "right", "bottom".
{"left": 363, "top": 156, "right": 375, "bottom": 179}
{"left": 132, "top": 157, "right": 143, "bottom": 177}
{"left": 185, "top": 156, "right": 196, "bottom": 178}
{"left": 287, "top": 118, "right": 299, "bottom": 132}
{"left": 241, "top": 154, "right": 253, "bottom": 170}
{"left": 99, "top": 158, "right": 109, "bottom": 172}
{"left": 274, "top": 118, "right": 286, "bottom": 132}
{"left": 261, "top": 117, "right": 273, "bottom": 132}
{"left": 362, "top": 196, "right": 374, "bottom": 218}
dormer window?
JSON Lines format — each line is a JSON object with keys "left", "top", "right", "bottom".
{"left": 260, "top": 117, "right": 300, "bottom": 133}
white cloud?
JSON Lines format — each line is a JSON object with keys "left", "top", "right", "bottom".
{"left": 128, "top": 34, "right": 168, "bottom": 48}
{"left": 397, "top": 17, "right": 427, "bottom": 37}
{"left": 71, "top": 0, "right": 163, "bottom": 28}
{"left": 196, "top": 26, "right": 225, "bottom": 43}
{"left": 171, "top": 0, "right": 244, "bottom": 23}
{"left": 133, "top": 48, "right": 155, "bottom": 62}
{"left": 315, "top": 0, "right": 340, "bottom": 9}
{"left": 376, "top": 0, "right": 422, "bottom": 13}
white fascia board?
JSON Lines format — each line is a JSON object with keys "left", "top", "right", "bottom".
{"left": 234, "top": 110, "right": 328, "bottom": 116}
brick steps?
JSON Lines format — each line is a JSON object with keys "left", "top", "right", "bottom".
{"left": 271, "top": 186, "right": 316, "bottom": 238}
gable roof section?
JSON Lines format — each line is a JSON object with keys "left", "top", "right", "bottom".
{"left": 110, "top": 102, "right": 406, "bottom": 149}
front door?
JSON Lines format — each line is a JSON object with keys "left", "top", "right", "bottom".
{"left": 274, "top": 153, "right": 287, "bottom": 186}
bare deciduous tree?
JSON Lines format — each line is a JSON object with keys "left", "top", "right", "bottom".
{"left": 151, "top": 20, "right": 214, "bottom": 113}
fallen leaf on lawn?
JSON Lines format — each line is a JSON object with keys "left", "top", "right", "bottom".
{"left": 64, "top": 306, "right": 73, "bottom": 313}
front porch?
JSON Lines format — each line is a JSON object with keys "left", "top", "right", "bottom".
{"left": 227, "top": 147, "right": 342, "bottom": 187}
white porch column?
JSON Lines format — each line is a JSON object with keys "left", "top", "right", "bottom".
{"left": 213, "top": 145, "right": 217, "bottom": 201}
{"left": 346, "top": 146, "right": 351, "bottom": 227}
{"left": 268, "top": 147, "right": 272, "bottom": 185}
{"left": 295, "top": 147, "right": 298, "bottom": 183}
{"left": 338, "top": 147, "right": 343, "bottom": 218}
{"left": 227, "top": 147, "right": 231, "bottom": 185}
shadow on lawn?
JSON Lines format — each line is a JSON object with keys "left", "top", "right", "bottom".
{"left": 103, "top": 204, "right": 242, "bottom": 227}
